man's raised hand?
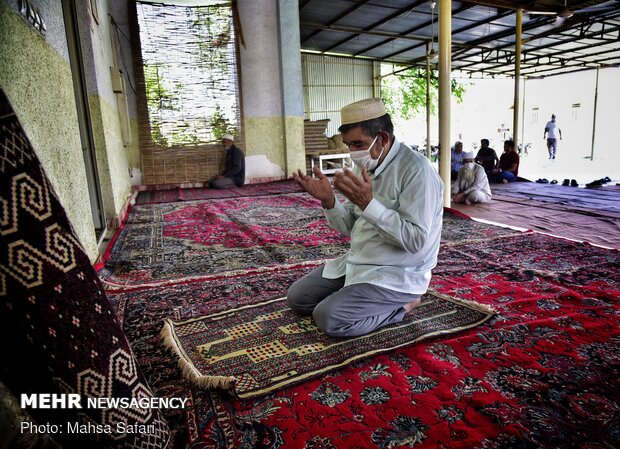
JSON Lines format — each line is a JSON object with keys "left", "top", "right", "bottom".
{"left": 292, "top": 167, "right": 335, "bottom": 208}
{"left": 332, "top": 168, "right": 373, "bottom": 210}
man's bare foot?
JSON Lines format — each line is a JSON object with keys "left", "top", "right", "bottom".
{"left": 464, "top": 198, "right": 472, "bottom": 205}
{"left": 403, "top": 297, "right": 422, "bottom": 313}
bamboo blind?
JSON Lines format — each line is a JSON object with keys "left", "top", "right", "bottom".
{"left": 130, "top": 1, "right": 243, "bottom": 185}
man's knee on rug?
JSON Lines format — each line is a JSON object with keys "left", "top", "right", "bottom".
{"left": 311, "top": 297, "right": 396, "bottom": 338}
{"left": 286, "top": 282, "right": 315, "bottom": 316}
{"left": 287, "top": 266, "right": 345, "bottom": 316}
{"left": 312, "top": 305, "right": 361, "bottom": 337}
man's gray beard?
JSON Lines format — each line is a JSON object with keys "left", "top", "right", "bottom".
{"left": 460, "top": 167, "right": 476, "bottom": 189}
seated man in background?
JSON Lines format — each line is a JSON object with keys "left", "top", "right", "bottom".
{"left": 475, "top": 138, "right": 499, "bottom": 175}
{"left": 450, "top": 141, "right": 465, "bottom": 179}
{"left": 489, "top": 139, "right": 519, "bottom": 183}
{"left": 452, "top": 151, "right": 492, "bottom": 205}
{"left": 208, "top": 134, "right": 245, "bottom": 189}
{"left": 288, "top": 98, "right": 444, "bottom": 337}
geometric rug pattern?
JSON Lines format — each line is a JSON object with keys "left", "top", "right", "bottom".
{"left": 0, "top": 90, "right": 170, "bottom": 449}
{"left": 161, "top": 291, "right": 494, "bottom": 398}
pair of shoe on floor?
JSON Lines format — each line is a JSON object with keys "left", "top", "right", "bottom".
{"left": 536, "top": 178, "right": 558, "bottom": 184}
{"left": 561, "top": 179, "right": 579, "bottom": 187}
{"left": 586, "top": 176, "right": 612, "bottom": 189}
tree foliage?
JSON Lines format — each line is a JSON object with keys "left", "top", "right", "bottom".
{"left": 381, "top": 67, "right": 467, "bottom": 120}
{"left": 138, "top": 3, "right": 238, "bottom": 148}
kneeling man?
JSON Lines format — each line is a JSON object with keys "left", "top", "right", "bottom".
{"left": 287, "top": 98, "right": 444, "bottom": 337}
{"left": 452, "top": 151, "right": 491, "bottom": 205}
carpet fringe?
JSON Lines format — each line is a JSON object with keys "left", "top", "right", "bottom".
{"left": 428, "top": 289, "right": 496, "bottom": 315}
{"left": 160, "top": 319, "right": 236, "bottom": 391}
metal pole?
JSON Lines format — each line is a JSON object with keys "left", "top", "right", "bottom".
{"left": 439, "top": 0, "right": 451, "bottom": 207}
{"left": 590, "top": 65, "right": 600, "bottom": 160}
{"left": 426, "top": 41, "right": 431, "bottom": 160}
{"left": 521, "top": 77, "right": 526, "bottom": 146}
{"left": 512, "top": 8, "right": 522, "bottom": 152}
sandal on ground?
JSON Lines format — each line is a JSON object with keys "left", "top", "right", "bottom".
{"left": 562, "top": 179, "right": 570, "bottom": 186}
{"left": 550, "top": 179, "right": 558, "bottom": 184}
{"left": 570, "top": 179, "right": 578, "bottom": 187}
{"left": 586, "top": 180, "right": 603, "bottom": 188}
{"left": 536, "top": 178, "right": 549, "bottom": 184}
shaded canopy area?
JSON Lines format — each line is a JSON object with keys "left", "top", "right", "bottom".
{"left": 299, "top": 0, "right": 620, "bottom": 78}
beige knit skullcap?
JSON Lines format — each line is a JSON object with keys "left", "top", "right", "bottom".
{"left": 340, "top": 98, "right": 387, "bottom": 125}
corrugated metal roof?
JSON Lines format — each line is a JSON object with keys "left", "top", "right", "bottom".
{"left": 299, "top": 0, "right": 620, "bottom": 78}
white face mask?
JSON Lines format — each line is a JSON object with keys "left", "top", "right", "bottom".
{"left": 349, "top": 135, "right": 384, "bottom": 171}
{"left": 464, "top": 162, "right": 475, "bottom": 170}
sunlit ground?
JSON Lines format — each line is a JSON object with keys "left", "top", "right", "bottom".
{"left": 517, "top": 141, "right": 619, "bottom": 186}
{"left": 399, "top": 69, "right": 620, "bottom": 188}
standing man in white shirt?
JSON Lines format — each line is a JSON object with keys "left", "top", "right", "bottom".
{"left": 288, "top": 98, "right": 444, "bottom": 337}
{"left": 544, "top": 114, "right": 562, "bottom": 160}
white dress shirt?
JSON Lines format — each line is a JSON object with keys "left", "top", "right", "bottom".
{"left": 322, "top": 138, "right": 444, "bottom": 294}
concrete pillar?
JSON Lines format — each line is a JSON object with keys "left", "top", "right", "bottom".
{"left": 237, "top": 0, "right": 305, "bottom": 180}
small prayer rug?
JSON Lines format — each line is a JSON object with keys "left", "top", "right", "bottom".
{"left": 162, "top": 291, "right": 493, "bottom": 398}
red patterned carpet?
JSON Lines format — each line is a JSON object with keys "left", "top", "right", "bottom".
{"left": 105, "top": 198, "right": 620, "bottom": 449}
{"left": 178, "top": 179, "right": 303, "bottom": 201}
{"left": 134, "top": 179, "right": 303, "bottom": 205}
{"left": 100, "top": 193, "right": 350, "bottom": 287}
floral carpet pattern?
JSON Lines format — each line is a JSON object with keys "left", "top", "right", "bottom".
{"left": 105, "top": 198, "right": 620, "bottom": 449}
{"left": 100, "top": 193, "right": 349, "bottom": 286}
{"left": 99, "top": 201, "right": 516, "bottom": 288}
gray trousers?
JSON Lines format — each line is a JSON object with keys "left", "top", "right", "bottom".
{"left": 287, "top": 266, "right": 420, "bottom": 337}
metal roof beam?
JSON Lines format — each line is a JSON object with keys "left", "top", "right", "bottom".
{"left": 300, "top": 22, "right": 430, "bottom": 41}
{"left": 392, "top": 16, "right": 554, "bottom": 70}
{"left": 353, "top": 3, "right": 477, "bottom": 57}
{"left": 321, "top": 1, "right": 433, "bottom": 53}
{"left": 350, "top": 0, "right": 430, "bottom": 57}
{"left": 456, "top": 33, "right": 620, "bottom": 72}
{"left": 372, "top": 6, "right": 480, "bottom": 59}
{"left": 451, "top": 21, "right": 620, "bottom": 72}
{"left": 493, "top": 58, "right": 618, "bottom": 77}
{"left": 300, "top": 0, "right": 373, "bottom": 45}
{"left": 459, "top": 50, "right": 613, "bottom": 72}
{"left": 522, "top": 9, "right": 620, "bottom": 43}
{"left": 450, "top": 16, "right": 556, "bottom": 59}
{"left": 481, "top": 49, "right": 620, "bottom": 75}
{"left": 518, "top": 49, "right": 620, "bottom": 74}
